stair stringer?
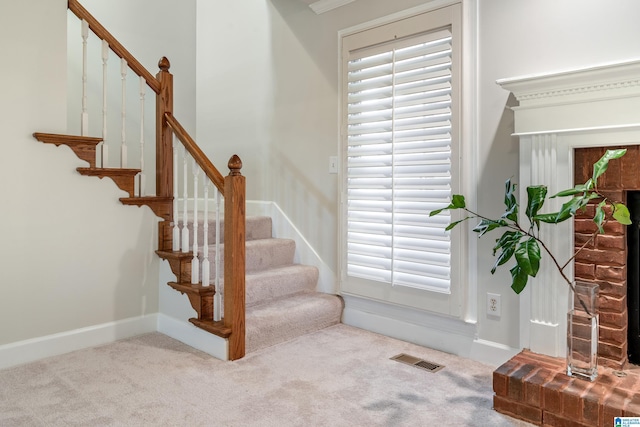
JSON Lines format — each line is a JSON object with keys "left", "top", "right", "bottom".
{"left": 157, "top": 260, "right": 228, "bottom": 361}
{"left": 246, "top": 200, "right": 338, "bottom": 295}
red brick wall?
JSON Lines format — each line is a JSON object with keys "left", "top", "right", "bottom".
{"left": 574, "top": 146, "right": 640, "bottom": 369}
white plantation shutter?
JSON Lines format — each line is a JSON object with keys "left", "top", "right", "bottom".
{"left": 346, "top": 28, "right": 453, "bottom": 293}
{"left": 340, "top": 0, "right": 467, "bottom": 319}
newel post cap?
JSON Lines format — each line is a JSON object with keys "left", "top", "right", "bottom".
{"left": 228, "top": 155, "right": 243, "bottom": 176}
{"left": 158, "top": 56, "right": 171, "bottom": 72}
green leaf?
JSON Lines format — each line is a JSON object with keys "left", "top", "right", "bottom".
{"left": 556, "top": 196, "right": 584, "bottom": 220}
{"left": 493, "top": 231, "right": 524, "bottom": 253}
{"left": 551, "top": 181, "right": 591, "bottom": 198}
{"left": 514, "top": 238, "right": 541, "bottom": 277}
{"left": 613, "top": 203, "right": 632, "bottom": 225}
{"left": 452, "top": 194, "right": 466, "bottom": 209}
{"left": 473, "top": 219, "right": 507, "bottom": 237}
{"left": 501, "top": 206, "right": 518, "bottom": 223}
{"left": 593, "top": 200, "right": 606, "bottom": 233}
{"left": 510, "top": 265, "right": 529, "bottom": 294}
{"left": 429, "top": 195, "right": 466, "bottom": 217}
{"left": 491, "top": 231, "right": 522, "bottom": 274}
{"left": 503, "top": 179, "right": 518, "bottom": 222}
{"left": 526, "top": 185, "right": 547, "bottom": 222}
{"left": 445, "top": 218, "right": 469, "bottom": 231}
{"left": 533, "top": 212, "right": 571, "bottom": 224}
{"left": 592, "top": 149, "right": 627, "bottom": 181}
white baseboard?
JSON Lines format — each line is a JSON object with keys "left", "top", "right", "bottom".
{"left": 469, "top": 338, "right": 522, "bottom": 368}
{"left": 246, "top": 200, "right": 337, "bottom": 294}
{"left": 157, "top": 314, "right": 228, "bottom": 360}
{"left": 0, "top": 314, "right": 158, "bottom": 370}
{"left": 342, "top": 294, "right": 520, "bottom": 368}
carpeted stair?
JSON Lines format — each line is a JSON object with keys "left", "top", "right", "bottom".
{"left": 182, "top": 215, "right": 343, "bottom": 354}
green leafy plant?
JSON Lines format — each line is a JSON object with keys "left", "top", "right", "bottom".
{"left": 430, "top": 149, "right": 631, "bottom": 312}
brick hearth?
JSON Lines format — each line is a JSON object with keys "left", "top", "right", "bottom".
{"left": 494, "top": 350, "right": 640, "bottom": 427}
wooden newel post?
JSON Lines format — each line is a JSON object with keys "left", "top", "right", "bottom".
{"left": 156, "top": 57, "right": 173, "bottom": 199}
{"left": 224, "top": 154, "right": 246, "bottom": 360}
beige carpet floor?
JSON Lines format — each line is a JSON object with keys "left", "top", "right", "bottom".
{"left": 0, "top": 324, "right": 533, "bottom": 426}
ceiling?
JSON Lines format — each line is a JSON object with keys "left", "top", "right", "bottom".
{"left": 296, "top": 0, "right": 357, "bottom": 14}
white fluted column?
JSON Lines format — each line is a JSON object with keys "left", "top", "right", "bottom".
{"left": 518, "top": 133, "right": 572, "bottom": 357}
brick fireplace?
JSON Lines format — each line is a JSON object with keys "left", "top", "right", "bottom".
{"left": 574, "top": 145, "right": 640, "bottom": 370}
{"left": 493, "top": 59, "right": 640, "bottom": 426}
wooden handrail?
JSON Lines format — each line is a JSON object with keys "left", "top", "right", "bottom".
{"left": 68, "top": 0, "right": 161, "bottom": 94}
{"left": 165, "top": 113, "right": 226, "bottom": 192}
{"left": 68, "top": 0, "right": 246, "bottom": 361}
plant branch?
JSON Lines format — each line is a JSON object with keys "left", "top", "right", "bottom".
{"left": 434, "top": 149, "right": 630, "bottom": 321}
{"left": 460, "top": 207, "right": 591, "bottom": 314}
{"left": 561, "top": 216, "right": 611, "bottom": 272}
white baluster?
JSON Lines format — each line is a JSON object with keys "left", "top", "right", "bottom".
{"left": 138, "top": 76, "right": 146, "bottom": 196}
{"left": 172, "top": 137, "right": 180, "bottom": 251}
{"left": 201, "top": 180, "right": 210, "bottom": 287}
{"left": 214, "top": 188, "right": 222, "bottom": 321}
{"left": 101, "top": 39, "right": 109, "bottom": 167}
{"left": 191, "top": 160, "right": 200, "bottom": 285}
{"left": 81, "top": 20, "right": 89, "bottom": 136}
{"left": 120, "top": 58, "right": 127, "bottom": 168}
{"left": 181, "top": 148, "right": 189, "bottom": 253}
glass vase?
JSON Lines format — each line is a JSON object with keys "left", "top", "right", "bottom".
{"left": 566, "top": 281, "right": 599, "bottom": 381}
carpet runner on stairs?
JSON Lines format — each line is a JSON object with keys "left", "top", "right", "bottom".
{"left": 183, "top": 215, "right": 343, "bottom": 354}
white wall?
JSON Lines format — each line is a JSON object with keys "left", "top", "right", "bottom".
{"left": 0, "top": 0, "right": 195, "bottom": 365}
{"left": 476, "top": 0, "right": 640, "bottom": 349}
{"left": 196, "top": 0, "right": 433, "bottom": 280}
{"left": 195, "top": 0, "right": 640, "bottom": 360}
{"left": 71, "top": 0, "right": 197, "bottom": 132}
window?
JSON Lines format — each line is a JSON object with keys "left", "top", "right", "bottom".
{"left": 340, "top": 4, "right": 463, "bottom": 315}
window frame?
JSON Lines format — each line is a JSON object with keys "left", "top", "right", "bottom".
{"left": 338, "top": 1, "right": 471, "bottom": 318}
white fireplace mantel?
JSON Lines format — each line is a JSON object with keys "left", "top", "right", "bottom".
{"left": 497, "top": 59, "right": 640, "bottom": 358}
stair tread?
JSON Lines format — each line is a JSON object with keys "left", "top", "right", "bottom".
{"left": 77, "top": 167, "right": 141, "bottom": 175}
{"left": 121, "top": 196, "right": 173, "bottom": 203}
{"left": 199, "top": 238, "right": 296, "bottom": 273}
{"left": 76, "top": 167, "right": 139, "bottom": 197}
{"left": 202, "top": 263, "right": 315, "bottom": 282}
{"left": 246, "top": 292, "right": 341, "bottom": 316}
{"left": 33, "top": 132, "right": 102, "bottom": 144}
{"left": 34, "top": 132, "right": 101, "bottom": 168}
{"left": 120, "top": 197, "right": 173, "bottom": 221}
{"left": 245, "top": 263, "right": 317, "bottom": 279}
{"left": 178, "top": 215, "right": 271, "bottom": 223}
{"left": 245, "top": 292, "right": 343, "bottom": 353}
{"left": 199, "top": 237, "right": 294, "bottom": 248}
{"left": 176, "top": 215, "right": 272, "bottom": 242}
{"left": 246, "top": 264, "right": 319, "bottom": 307}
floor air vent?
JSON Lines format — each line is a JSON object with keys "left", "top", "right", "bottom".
{"left": 390, "top": 353, "right": 444, "bottom": 373}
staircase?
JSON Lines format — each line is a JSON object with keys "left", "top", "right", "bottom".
{"left": 240, "top": 217, "right": 343, "bottom": 354}
{"left": 174, "top": 215, "right": 343, "bottom": 353}
{"left": 33, "top": 132, "right": 343, "bottom": 356}
{"left": 46, "top": 0, "right": 343, "bottom": 360}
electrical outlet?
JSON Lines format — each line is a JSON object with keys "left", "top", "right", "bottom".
{"left": 329, "top": 156, "right": 338, "bottom": 174}
{"left": 487, "top": 293, "right": 501, "bottom": 318}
